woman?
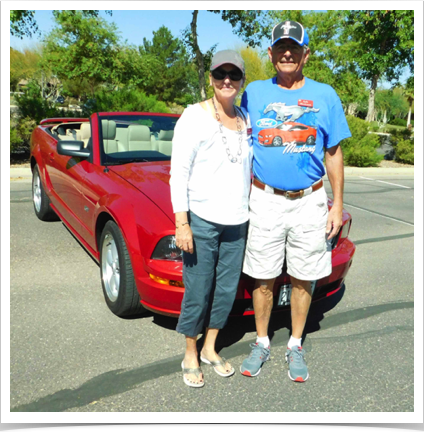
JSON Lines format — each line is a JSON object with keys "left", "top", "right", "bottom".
{"left": 170, "top": 50, "right": 252, "bottom": 387}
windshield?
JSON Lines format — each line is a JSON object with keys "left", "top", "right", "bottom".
{"left": 99, "top": 114, "right": 179, "bottom": 164}
{"left": 276, "top": 123, "right": 293, "bottom": 131}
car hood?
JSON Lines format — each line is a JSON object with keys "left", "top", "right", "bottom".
{"left": 109, "top": 162, "right": 173, "bottom": 221}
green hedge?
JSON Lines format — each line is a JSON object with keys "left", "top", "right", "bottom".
{"left": 395, "top": 139, "right": 414, "bottom": 164}
{"left": 10, "top": 117, "right": 37, "bottom": 153}
{"left": 341, "top": 116, "right": 383, "bottom": 167}
{"left": 389, "top": 128, "right": 414, "bottom": 165}
{"left": 82, "top": 88, "right": 169, "bottom": 116}
{"left": 388, "top": 118, "right": 407, "bottom": 127}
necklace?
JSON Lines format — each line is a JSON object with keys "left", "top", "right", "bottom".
{"left": 212, "top": 97, "right": 243, "bottom": 164}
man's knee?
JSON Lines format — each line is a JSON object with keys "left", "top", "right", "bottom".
{"left": 254, "top": 278, "right": 275, "bottom": 295}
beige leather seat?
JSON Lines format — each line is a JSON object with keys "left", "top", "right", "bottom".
{"left": 102, "top": 120, "right": 118, "bottom": 154}
{"left": 128, "top": 125, "right": 152, "bottom": 151}
{"left": 156, "top": 130, "right": 174, "bottom": 156}
{"left": 78, "top": 123, "right": 91, "bottom": 148}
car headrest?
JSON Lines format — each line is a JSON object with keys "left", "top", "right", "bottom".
{"left": 158, "top": 130, "right": 174, "bottom": 141}
{"left": 80, "top": 122, "right": 91, "bottom": 140}
{"left": 128, "top": 125, "right": 150, "bottom": 142}
{"left": 101, "top": 120, "right": 116, "bottom": 140}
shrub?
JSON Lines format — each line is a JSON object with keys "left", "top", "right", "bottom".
{"left": 344, "top": 115, "right": 369, "bottom": 142}
{"left": 166, "top": 102, "right": 185, "bottom": 114}
{"left": 341, "top": 116, "right": 383, "bottom": 167}
{"left": 10, "top": 116, "right": 37, "bottom": 153}
{"left": 343, "top": 133, "right": 383, "bottom": 167}
{"left": 388, "top": 118, "right": 407, "bottom": 127}
{"left": 394, "top": 138, "right": 414, "bottom": 165}
{"left": 82, "top": 88, "right": 169, "bottom": 116}
{"left": 14, "top": 81, "right": 64, "bottom": 124}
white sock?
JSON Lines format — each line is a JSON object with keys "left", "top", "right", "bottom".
{"left": 287, "top": 336, "right": 302, "bottom": 349}
{"left": 256, "top": 336, "right": 270, "bottom": 348}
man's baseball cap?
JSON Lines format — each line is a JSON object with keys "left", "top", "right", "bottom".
{"left": 210, "top": 50, "right": 245, "bottom": 75}
{"left": 271, "top": 21, "right": 309, "bottom": 47}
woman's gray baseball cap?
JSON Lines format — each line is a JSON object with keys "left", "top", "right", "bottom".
{"left": 210, "top": 50, "right": 245, "bottom": 75}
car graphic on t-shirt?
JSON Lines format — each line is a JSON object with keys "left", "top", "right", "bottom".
{"left": 258, "top": 122, "right": 317, "bottom": 147}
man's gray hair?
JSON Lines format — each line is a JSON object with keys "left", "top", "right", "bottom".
{"left": 304, "top": 45, "right": 309, "bottom": 53}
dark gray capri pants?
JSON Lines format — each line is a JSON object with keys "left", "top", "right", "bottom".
{"left": 176, "top": 211, "right": 248, "bottom": 337}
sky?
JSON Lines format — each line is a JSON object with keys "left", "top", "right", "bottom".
{"left": 10, "top": 10, "right": 263, "bottom": 54}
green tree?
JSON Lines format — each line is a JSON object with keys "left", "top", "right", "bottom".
{"left": 41, "top": 11, "right": 121, "bottom": 96}
{"left": 364, "top": 87, "right": 410, "bottom": 125}
{"left": 113, "top": 45, "right": 160, "bottom": 91}
{"left": 344, "top": 10, "right": 414, "bottom": 122}
{"left": 10, "top": 10, "right": 39, "bottom": 39}
{"left": 238, "top": 47, "right": 274, "bottom": 87}
{"left": 10, "top": 10, "right": 112, "bottom": 39}
{"left": 140, "top": 26, "right": 196, "bottom": 104}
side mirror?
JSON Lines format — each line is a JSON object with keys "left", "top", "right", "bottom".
{"left": 57, "top": 140, "right": 90, "bottom": 158}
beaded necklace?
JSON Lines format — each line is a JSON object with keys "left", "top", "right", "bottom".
{"left": 212, "top": 97, "right": 243, "bottom": 164}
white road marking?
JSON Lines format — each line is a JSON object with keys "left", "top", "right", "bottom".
{"left": 359, "top": 176, "right": 412, "bottom": 189}
{"left": 343, "top": 203, "right": 414, "bottom": 227}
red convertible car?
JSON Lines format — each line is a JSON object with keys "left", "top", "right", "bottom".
{"left": 258, "top": 122, "right": 317, "bottom": 146}
{"left": 30, "top": 112, "right": 355, "bottom": 318}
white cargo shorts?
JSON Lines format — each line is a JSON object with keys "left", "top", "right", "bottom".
{"left": 243, "top": 183, "right": 332, "bottom": 281}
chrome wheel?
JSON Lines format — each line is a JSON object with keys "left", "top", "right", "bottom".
{"left": 101, "top": 233, "right": 120, "bottom": 302}
{"left": 273, "top": 136, "right": 283, "bottom": 146}
{"left": 306, "top": 135, "right": 315, "bottom": 145}
{"left": 33, "top": 169, "right": 42, "bottom": 213}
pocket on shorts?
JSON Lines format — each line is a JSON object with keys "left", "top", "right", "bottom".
{"left": 302, "top": 190, "right": 328, "bottom": 234}
{"left": 248, "top": 188, "right": 278, "bottom": 236}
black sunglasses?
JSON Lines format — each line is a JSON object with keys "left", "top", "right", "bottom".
{"left": 211, "top": 67, "right": 243, "bottom": 81}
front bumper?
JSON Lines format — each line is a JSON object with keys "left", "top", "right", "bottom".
{"left": 136, "top": 238, "right": 356, "bottom": 317}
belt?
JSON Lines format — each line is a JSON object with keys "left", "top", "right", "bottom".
{"left": 253, "top": 177, "right": 323, "bottom": 199}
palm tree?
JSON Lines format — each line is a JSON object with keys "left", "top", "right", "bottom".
{"left": 403, "top": 76, "right": 414, "bottom": 128}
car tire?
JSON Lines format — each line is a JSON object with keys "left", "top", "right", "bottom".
{"left": 100, "top": 220, "right": 147, "bottom": 317}
{"left": 273, "top": 136, "right": 283, "bottom": 146}
{"left": 306, "top": 135, "right": 316, "bottom": 145}
{"left": 32, "top": 165, "right": 59, "bottom": 221}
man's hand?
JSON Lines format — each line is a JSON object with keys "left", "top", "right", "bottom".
{"left": 326, "top": 205, "right": 343, "bottom": 240}
{"left": 325, "top": 144, "right": 344, "bottom": 240}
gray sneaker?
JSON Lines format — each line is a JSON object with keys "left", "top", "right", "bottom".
{"left": 240, "top": 342, "right": 270, "bottom": 377}
{"left": 285, "top": 346, "right": 309, "bottom": 382}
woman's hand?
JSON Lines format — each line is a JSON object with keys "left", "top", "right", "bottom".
{"left": 175, "top": 212, "right": 194, "bottom": 254}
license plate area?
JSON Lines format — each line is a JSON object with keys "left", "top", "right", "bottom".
{"left": 278, "top": 281, "right": 316, "bottom": 307}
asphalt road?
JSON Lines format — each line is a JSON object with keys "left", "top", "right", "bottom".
{"left": 9, "top": 174, "right": 414, "bottom": 413}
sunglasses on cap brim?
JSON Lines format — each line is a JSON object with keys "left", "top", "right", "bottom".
{"left": 211, "top": 67, "right": 244, "bottom": 81}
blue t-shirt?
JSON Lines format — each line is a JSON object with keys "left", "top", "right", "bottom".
{"left": 241, "top": 77, "right": 351, "bottom": 191}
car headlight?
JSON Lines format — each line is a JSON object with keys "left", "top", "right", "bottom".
{"left": 151, "top": 235, "right": 182, "bottom": 261}
{"left": 330, "top": 219, "right": 352, "bottom": 249}
{"left": 340, "top": 219, "right": 351, "bottom": 239}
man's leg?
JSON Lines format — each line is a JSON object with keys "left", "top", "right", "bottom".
{"left": 289, "top": 276, "right": 312, "bottom": 339}
{"left": 252, "top": 278, "right": 276, "bottom": 337}
{"left": 285, "top": 275, "right": 312, "bottom": 383}
{"left": 240, "top": 278, "right": 275, "bottom": 377}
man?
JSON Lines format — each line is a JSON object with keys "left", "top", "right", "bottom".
{"left": 240, "top": 21, "right": 351, "bottom": 382}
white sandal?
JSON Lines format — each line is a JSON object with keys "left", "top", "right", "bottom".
{"left": 181, "top": 360, "right": 205, "bottom": 388}
{"left": 200, "top": 355, "right": 235, "bottom": 377}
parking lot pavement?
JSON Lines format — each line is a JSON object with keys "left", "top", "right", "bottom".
{"left": 7, "top": 171, "right": 416, "bottom": 416}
